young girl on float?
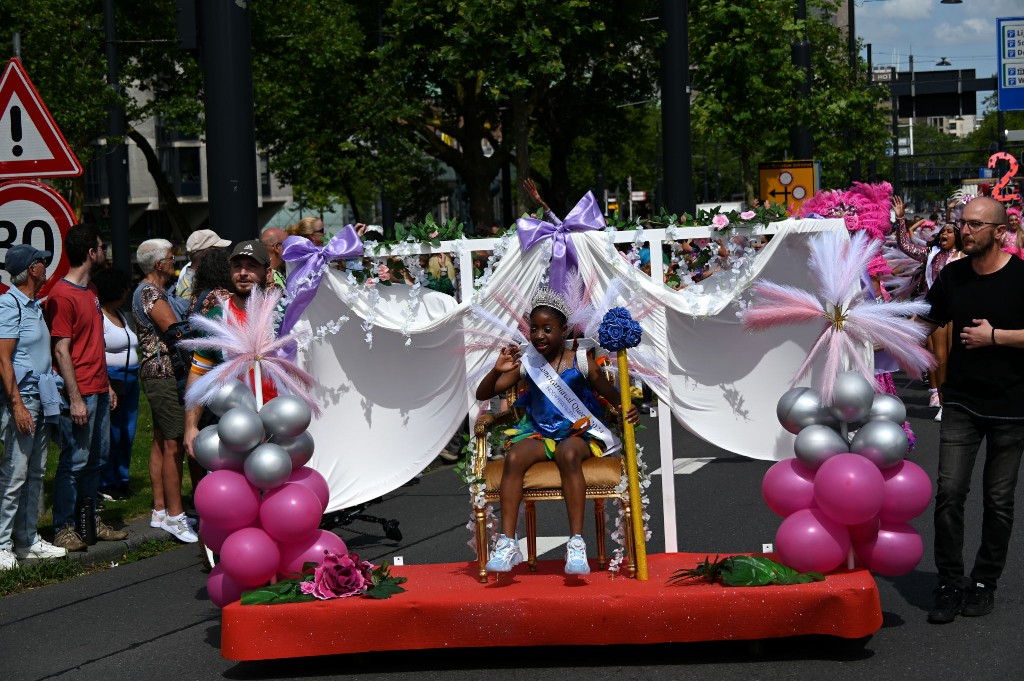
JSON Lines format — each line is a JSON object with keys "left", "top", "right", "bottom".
{"left": 475, "top": 287, "right": 640, "bottom": 575}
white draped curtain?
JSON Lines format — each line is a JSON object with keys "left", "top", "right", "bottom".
{"left": 298, "top": 219, "right": 851, "bottom": 513}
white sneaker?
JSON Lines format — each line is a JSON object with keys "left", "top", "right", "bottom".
{"left": 928, "top": 391, "right": 941, "bottom": 408}
{"left": 15, "top": 539, "right": 68, "bottom": 560}
{"left": 934, "top": 406, "right": 943, "bottom": 422}
{"left": 0, "top": 548, "right": 17, "bottom": 570}
{"left": 153, "top": 509, "right": 197, "bottom": 529}
{"left": 161, "top": 513, "right": 199, "bottom": 543}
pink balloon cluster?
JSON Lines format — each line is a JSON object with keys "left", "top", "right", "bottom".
{"left": 763, "top": 454, "right": 931, "bottom": 576}
{"left": 197, "top": 465, "right": 345, "bottom": 607}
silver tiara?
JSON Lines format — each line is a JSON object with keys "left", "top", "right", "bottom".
{"left": 530, "top": 287, "right": 571, "bottom": 320}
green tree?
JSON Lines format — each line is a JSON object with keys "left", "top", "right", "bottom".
{"left": 690, "top": 0, "right": 889, "bottom": 202}
{"left": 374, "top": 0, "right": 661, "bottom": 231}
{"left": 1, "top": 0, "right": 113, "bottom": 214}
{"left": 805, "top": 0, "right": 889, "bottom": 190}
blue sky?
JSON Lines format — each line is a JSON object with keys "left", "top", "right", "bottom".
{"left": 857, "top": 0, "right": 1020, "bottom": 96}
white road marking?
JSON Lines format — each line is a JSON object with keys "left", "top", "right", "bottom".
{"left": 517, "top": 535, "right": 569, "bottom": 558}
{"left": 650, "top": 457, "right": 715, "bottom": 476}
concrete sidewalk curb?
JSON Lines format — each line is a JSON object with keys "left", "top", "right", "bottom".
{"left": 21, "top": 517, "right": 186, "bottom": 569}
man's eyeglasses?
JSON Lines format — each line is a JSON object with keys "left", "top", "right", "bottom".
{"left": 958, "top": 219, "right": 1003, "bottom": 232}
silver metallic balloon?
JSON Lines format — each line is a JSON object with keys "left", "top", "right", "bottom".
{"left": 776, "top": 387, "right": 824, "bottom": 435}
{"left": 794, "top": 424, "right": 849, "bottom": 470}
{"left": 192, "top": 424, "right": 247, "bottom": 472}
{"left": 814, "top": 406, "right": 842, "bottom": 430}
{"left": 868, "top": 393, "right": 907, "bottom": 424}
{"left": 259, "top": 395, "right": 312, "bottom": 438}
{"left": 243, "top": 443, "right": 293, "bottom": 490}
{"left": 273, "top": 431, "right": 315, "bottom": 469}
{"left": 217, "top": 407, "right": 266, "bottom": 453}
{"left": 850, "top": 419, "right": 909, "bottom": 469}
{"left": 209, "top": 379, "right": 258, "bottom": 418}
{"left": 828, "top": 372, "right": 875, "bottom": 424}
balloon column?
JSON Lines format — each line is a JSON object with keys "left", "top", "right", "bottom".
{"left": 193, "top": 380, "right": 344, "bottom": 607}
{"left": 764, "top": 372, "right": 931, "bottom": 576}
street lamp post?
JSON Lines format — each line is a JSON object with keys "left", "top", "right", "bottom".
{"left": 661, "top": 0, "right": 694, "bottom": 216}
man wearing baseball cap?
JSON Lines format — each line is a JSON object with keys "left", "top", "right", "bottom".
{"left": 0, "top": 245, "right": 68, "bottom": 567}
{"left": 183, "top": 240, "right": 277, "bottom": 460}
{"left": 176, "top": 229, "right": 231, "bottom": 301}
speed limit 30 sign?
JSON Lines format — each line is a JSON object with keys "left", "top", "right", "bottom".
{"left": 0, "top": 180, "right": 72, "bottom": 296}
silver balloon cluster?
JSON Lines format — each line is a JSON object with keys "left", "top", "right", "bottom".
{"left": 192, "top": 379, "right": 315, "bottom": 490}
{"left": 778, "top": 372, "right": 909, "bottom": 470}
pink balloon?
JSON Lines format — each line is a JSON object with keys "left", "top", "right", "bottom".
{"left": 848, "top": 516, "right": 881, "bottom": 543}
{"left": 277, "top": 529, "right": 348, "bottom": 578}
{"left": 260, "top": 484, "right": 324, "bottom": 544}
{"left": 207, "top": 564, "right": 245, "bottom": 608}
{"left": 194, "top": 470, "right": 261, "bottom": 533}
{"left": 879, "top": 460, "right": 933, "bottom": 523}
{"left": 199, "top": 518, "right": 263, "bottom": 554}
{"left": 286, "top": 467, "right": 330, "bottom": 510}
{"left": 198, "top": 520, "right": 233, "bottom": 554}
{"left": 220, "top": 527, "right": 282, "bottom": 588}
{"left": 813, "top": 453, "right": 885, "bottom": 526}
{"left": 775, "top": 508, "right": 851, "bottom": 573}
{"left": 762, "top": 459, "right": 816, "bottom": 518}
{"left": 854, "top": 521, "right": 923, "bottom": 576}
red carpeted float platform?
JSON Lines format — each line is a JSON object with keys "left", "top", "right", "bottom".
{"left": 220, "top": 552, "right": 882, "bottom": 661}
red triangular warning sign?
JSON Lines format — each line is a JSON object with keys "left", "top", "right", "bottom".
{"left": 0, "top": 58, "right": 83, "bottom": 179}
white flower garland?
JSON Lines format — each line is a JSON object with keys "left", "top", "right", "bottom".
{"left": 472, "top": 231, "right": 513, "bottom": 302}
{"left": 608, "top": 443, "right": 652, "bottom": 574}
{"left": 464, "top": 465, "right": 498, "bottom": 557}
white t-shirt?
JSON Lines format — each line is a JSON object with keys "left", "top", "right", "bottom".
{"left": 103, "top": 310, "right": 139, "bottom": 370}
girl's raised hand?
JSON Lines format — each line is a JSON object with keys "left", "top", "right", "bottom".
{"left": 494, "top": 344, "right": 522, "bottom": 373}
{"left": 892, "top": 195, "right": 904, "bottom": 220}
{"left": 625, "top": 405, "right": 640, "bottom": 425}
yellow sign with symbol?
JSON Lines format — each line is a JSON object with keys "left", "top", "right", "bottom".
{"left": 758, "top": 161, "right": 820, "bottom": 213}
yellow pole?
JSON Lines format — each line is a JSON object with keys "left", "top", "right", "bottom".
{"left": 617, "top": 349, "right": 648, "bottom": 580}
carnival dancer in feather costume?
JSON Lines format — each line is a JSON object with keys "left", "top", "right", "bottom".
{"left": 892, "top": 195, "right": 965, "bottom": 421}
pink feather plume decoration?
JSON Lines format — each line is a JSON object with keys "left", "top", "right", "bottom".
{"left": 178, "top": 286, "right": 321, "bottom": 416}
{"left": 741, "top": 230, "right": 935, "bottom": 402}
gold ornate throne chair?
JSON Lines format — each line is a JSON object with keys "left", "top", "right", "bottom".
{"left": 470, "top": 390, "right": 637, "bottom": 583}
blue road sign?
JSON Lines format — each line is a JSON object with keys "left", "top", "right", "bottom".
{"left": 998, "top": 17, "right": 1024, "bottom": 112}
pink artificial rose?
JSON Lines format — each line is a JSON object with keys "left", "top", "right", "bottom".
{"left": 378, "top": 264, "right": 391, "bottom": 282}
{"left": 428, "top": 230, "right": 439, "bottom": 239}
{"left": 711, "top": 214, "right": 730, "bottom": 230}
{"left": 302, "top": 550, "right": 375, "bottom": 600}
{"left": 740, "top": 210, "right": 756, "bottom": 220}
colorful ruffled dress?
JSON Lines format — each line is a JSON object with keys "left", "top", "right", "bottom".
{"left": 504, "top": 358, "right": 608, "bottom": 459}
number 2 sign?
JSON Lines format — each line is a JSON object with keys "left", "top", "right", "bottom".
{"left": 987, "top": 152, "right": 1021, "bottom": 204}
{"left": 0, "top": 180, "right": 71, "bottom": 297}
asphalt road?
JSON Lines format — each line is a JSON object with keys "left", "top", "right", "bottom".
{"left": 2, "top": 377, "right": 1022, "bottom": 680}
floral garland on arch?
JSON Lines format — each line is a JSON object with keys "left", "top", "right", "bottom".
{"left": 281, "top": 198, "right": 796, "bottom": 353}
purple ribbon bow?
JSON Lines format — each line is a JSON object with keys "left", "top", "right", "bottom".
{"left": 279, "top": 225, "right": 364, "bottom": 338}
{"left": 515, "top": 191, "right": 605, "bottom": 294}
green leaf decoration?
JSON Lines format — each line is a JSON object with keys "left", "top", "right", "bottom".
{"left": 668, "top": 555, "right": 826, "bottom": 588}
{"left": 240, "top": 579, "right": 313, "bottom": 605}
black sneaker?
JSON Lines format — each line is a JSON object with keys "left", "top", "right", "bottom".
{"left": 961, "top": 582, "right": 995, "bottom": 617}
{"left": 927, "top": 584, "right": 963, "bottom": 624}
